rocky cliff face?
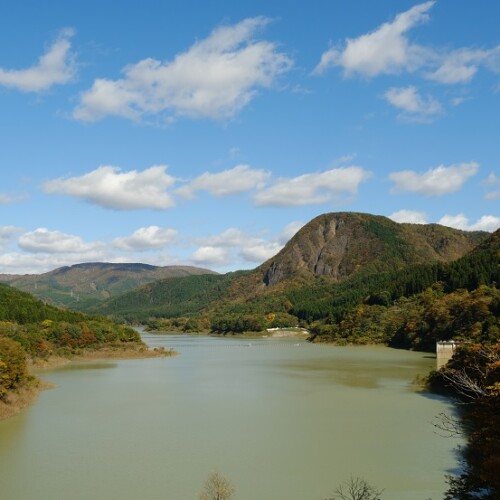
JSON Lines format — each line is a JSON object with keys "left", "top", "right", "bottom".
{"left": 260, "top": 212, "right": 486, "bottom": 287}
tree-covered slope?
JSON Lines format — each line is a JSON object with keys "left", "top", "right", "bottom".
{"left": 93, "top": 271, "right": 247, "bottom": 322}
{"left": 0, "top": 262, "right": 216, "bottom": 311}
{"left": 0, "top": 283, "right": 149, "bottom": 415}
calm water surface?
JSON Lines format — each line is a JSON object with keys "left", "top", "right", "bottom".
{"left": 0, "top": 334, "right": 460, "bottom": 500}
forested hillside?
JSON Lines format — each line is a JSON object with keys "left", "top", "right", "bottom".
{"left": 0, "top": 283, "right": 149, "bottom": 418}
{"left": 0, "top": 262, "right": 216, "bottom": 311}
{"left": 94, "top": 271, "right": 247, "bottom": 322}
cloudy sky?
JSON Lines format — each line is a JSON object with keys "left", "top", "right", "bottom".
{"left": 1, "top": 0, "right": 499, "bottom": 274}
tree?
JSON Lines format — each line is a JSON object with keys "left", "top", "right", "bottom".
{"left": 326, "top": 477, "right": 383, "bottom": 500}
{"left": 199, "top": 471, "right": 235, "bottom": 500}
{"left": 0, "top": 337, "right": 28, "bottom": 400}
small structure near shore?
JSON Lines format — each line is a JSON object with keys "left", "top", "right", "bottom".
{"left": 436, "top": 340, "right": 461, "bottom": 369}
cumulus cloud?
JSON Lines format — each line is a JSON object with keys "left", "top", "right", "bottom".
{"left": 0, "top": 250, "right": 117, "bottom": 275}
{"left": 113, "top": 226, "right": 178, "bottom": 251}
{"left": 192, "top": 221, "right": 304, "bottom": 268}
{"left": 253, "top": 167, "right": 371, "bottom": 207}
{"left": 198, "top": 228, "right": 250, "bottom": 248}
{"left": 438, "top": 214, "right": 500, "bottom": 232}
{"left": 384, "top": 86, "right": 442, "bottom": 120}
{"left": 176, "top": 164, "right": 270, "bottom": 199}
{"left": 427, "top": 47, "right": 500, "bottom": 84}
{"left": 482, "top": 172, "right": 500, "bottom": 200}
{"left": 389, "top": 162, "right": 479, "bottom": 196}
{"left": 199, "top": 228, "right": 282, "bottom": 263}
{"left": 73, "top": 17, "right": 292, "bottom": 122}
{"left": 313, "top": 2, "right": 499, "bottom": 88}
{"left": 389, "top": 210, "right": 428, "bottom": 224}
{"left": 42, "top": 165, "right": 176, "bottom": 210}
{"left": 18, "top": 228, "right": 104, "bottom": 254}
{"left": 239, "top": 242, "right": 282, "bottom": 263}
{"left": 0, "top": 28, "right": 76, "bottom": 92}
{"left": 0, "top": 226, "right": 22, "bottom": 247}
{"left": 313, "top": 2, "right": 434, "bottom": 77}
{"left": 191, "top": 246, "right": 230, "bottom": 266}
{"left": 277, "top": 221, "right": 305, "bottom": 244}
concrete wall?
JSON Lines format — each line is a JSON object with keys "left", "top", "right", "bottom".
{"left": 436, "top": 341, "right": 460, "bottom": 369}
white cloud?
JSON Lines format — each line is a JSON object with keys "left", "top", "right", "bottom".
{"left": 18, "top": 228, "right": 104, "bottom": 254}
{"left": 471, "top": 215, "right": 500, "bottom": 232}
{"left": 113, "top": 226, "right": 178, "bottom": 251}
{"left": 389, "top": 210, "right": 428, "bottom": 224}
{"left": 482, "top": 172, "right": 500, "bottom": 200}
{"left": 0, "top": 250, "right": 116, "bottom": 275}
{"left": 485, "top": 190, "right": 500, "bottom": 201}
{"left": 427, "top": 47, "right": 500, "bottom": 84}
{"left": 192, "top": 220, "right": 304, "bottom": 268}
{"left": 313, "top": 2, "right": 434, "bottom": 77}
{"left": 176, "top": 164, "right": 270, "bottom": 199}
{"left": 73, "top": 17, "right": 292, "bottom": 122}
{"left": 0, "top": 226, "right": 22, "bottom": 247}
{"left": 0, "top": 192, "right": 28, "bottom": 205}
{"left": 42, "top": 165, "right": 176, "bottom": 210}
{"left": 253, "top": 167, "right": 371, "bottom": 207}
{"left": 0, "top": 28, "right": 76, "bottom": 92}
{"left": 239, "top": 242, "right": 282, "bottom": 263}
{"left": 384, "top": 86, "right": 442, "bottom": 120}
{"left": 450, "top": 96, "right": 467, "bottom": 107}
{"left": 191, "top": 246, "right": 230, "bottom": 266}
{"left": 198, "top": 228, "right": 250, "bottom": 248}
{"left": 277, "top": 221, "right": 305, "bottom": 244}
{"left": 313, "top": 2, "right": 500, "bottom": 88}
{"left": 389, "top": 162, "right": 479, "bottom": 196}
{"left": 207, "top": 229, "right": 282, "bottom": 262}
{"left": 438, "top": 214, "right": 500, "bottom": 232}
{"left": 196, "top": 227, "right": 281, "bottom": 263}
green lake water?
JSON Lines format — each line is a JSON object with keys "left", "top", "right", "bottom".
{"left": 0, "top": 334, "right": 461, "bottom": 499}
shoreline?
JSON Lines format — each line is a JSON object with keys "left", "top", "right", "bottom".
{"left": 0, "top": 379, "right": 53, "bottom": 421}
{"left": 0, "top": 346, "right": 176, "bottom": 421}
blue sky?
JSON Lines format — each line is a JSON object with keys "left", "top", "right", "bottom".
{"left": 0, "top": 0, "right": 499, "bottom": 274}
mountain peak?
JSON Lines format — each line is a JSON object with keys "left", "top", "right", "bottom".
{"left": 260, "top": 212, "right": 486, "bottom": 286}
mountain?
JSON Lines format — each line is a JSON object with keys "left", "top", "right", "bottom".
{"left": 94, "top": 213, "right": 489, "bottom": 325}
{"left": 0, "top": 262, "right": 216, "bottom": 311}
{"left": 258, "top": 212, "right": 486, "bottom": 286}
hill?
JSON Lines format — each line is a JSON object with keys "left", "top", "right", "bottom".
{"left": 258, "top": 212, "right": 486, "bottom": 286}
{"left": 93, "top": 271, "right": 247, "bottom": 323}
{"left": 95, "top": 213, "right": 490, "bottom": 330}
{"left": 0, "top": 262, "right": 216, "bottom": 311}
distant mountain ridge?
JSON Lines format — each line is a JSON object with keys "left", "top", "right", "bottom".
{"left": 0, "top": 262, "right": 217, "bottom": 311}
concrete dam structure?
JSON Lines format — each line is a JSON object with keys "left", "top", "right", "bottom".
{"left": 436, "top": 341, "right": 460, "bottom": 369}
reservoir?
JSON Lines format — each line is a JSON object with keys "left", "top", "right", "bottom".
{"left": 0, "top": 334, "right": 460, "bottom": 499}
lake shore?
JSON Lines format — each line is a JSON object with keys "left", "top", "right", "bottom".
{"left": 0, "top": 345, "right": 176, "bottom": 421}
{"left": 0, "top": 379, "right": 53, "bottom": 421}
